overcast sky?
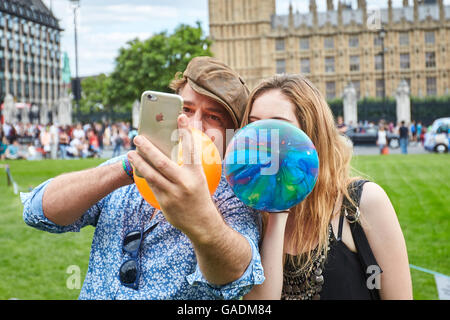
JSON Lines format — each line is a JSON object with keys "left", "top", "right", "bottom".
{"left": 43, "top": 0, "right": 450, "bottom": 78}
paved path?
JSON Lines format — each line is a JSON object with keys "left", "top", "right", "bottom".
{"left": 352, "top": 143, "right": 427, "bottom": 156}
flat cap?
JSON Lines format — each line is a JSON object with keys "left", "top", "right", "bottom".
{"left": 183, "top": 56, "right": 249, "bottom": 128}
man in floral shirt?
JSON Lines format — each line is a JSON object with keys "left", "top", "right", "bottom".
{"left": 22, "top": 57, "right": 264, "bottom": 299}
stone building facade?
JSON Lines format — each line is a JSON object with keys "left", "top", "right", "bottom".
{"left": 208, "top": 0, "right": 450, "bottom": 100}
{"left": 0, "top": 0, "right": 62, "bottom": 124}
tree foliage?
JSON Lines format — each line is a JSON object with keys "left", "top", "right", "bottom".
{"left": 107, "top": 22, "right": 212, "bottom": 109}
{"left": 79, "top": 73, "right": 111, "bottom": 115}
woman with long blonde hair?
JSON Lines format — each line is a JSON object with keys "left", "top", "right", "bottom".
{"left": 243, "top": 74, "right": 412, "bottom": 300}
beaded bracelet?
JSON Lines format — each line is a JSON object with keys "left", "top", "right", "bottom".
{"left": 122, "top": 157, "right": 134, "bottom": 181}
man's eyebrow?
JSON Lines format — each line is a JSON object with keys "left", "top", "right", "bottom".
{"left": 205, "top": 106, "right": 227, "bottom": 115}
{"left": 183, "top": 101, "right": 227, "bottom": 115}
{"left": 183, "top": 100, "right": 195, "bottom": 106}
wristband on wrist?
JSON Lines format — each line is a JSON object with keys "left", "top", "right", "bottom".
{"left": 122, "top": 157, "right": 134, "bottom": 181}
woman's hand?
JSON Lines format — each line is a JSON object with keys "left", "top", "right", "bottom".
{"left": 244, "top": 210, "right": 290, "bottom": 300}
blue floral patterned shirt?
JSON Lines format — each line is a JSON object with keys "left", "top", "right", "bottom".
{"left": 21, "top": 155, "right": 265, "bottom": 300}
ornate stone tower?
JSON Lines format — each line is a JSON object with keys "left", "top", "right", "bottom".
{"left": 208, "top": 0, "right": 276, "bottom": 89}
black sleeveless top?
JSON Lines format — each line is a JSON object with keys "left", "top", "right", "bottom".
{"left": 281, "top": 180, "right": 382, "bottom": 300}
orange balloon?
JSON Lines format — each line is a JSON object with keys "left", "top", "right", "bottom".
{"left": 133, "top": 128, "right": 222, "bottom": 210}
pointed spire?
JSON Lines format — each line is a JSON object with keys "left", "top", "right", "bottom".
{"left": 358, "top": 0, "right": 367, "bottom": 25}
{"left": 327, "top": 0, "right": 334, "bottom": 11}
{"left": 288, "top": 1, "right": 294, "bottom": 29}
{"left": 309, "top": 0, "right": 318, "bottom": 27}
{"left": 388, "top": 0, "right": 393, "bottom": 24}
{"left": 439, "top": 0, "right": 445, "bottom": 22}
{"left": 309, "top": 0, "right": 317, "bottom": 13}
{"left": 414, "top": 0, "right": 419, "bottom": 21}
{"left": 357, "top": 0, "right": 367, "bottom": 10}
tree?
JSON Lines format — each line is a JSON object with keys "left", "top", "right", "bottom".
{"left": 107, "top": 22, "right": 212, "bottom": 109}
{"left": 78, "top": 73, "right": 112, "bottom": 121}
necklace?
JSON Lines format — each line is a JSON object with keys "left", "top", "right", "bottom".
{"left": 281, "top": 224, "right": 333, "bottom": 300}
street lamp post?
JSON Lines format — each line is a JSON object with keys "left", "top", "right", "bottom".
{"left": 379, "top": 28, "right": 387, "bottom": 122}
{"left": 69, "top": 0, "right": 80, "bottom": 122}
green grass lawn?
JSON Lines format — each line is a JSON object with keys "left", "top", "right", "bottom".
{"left": 351, "top": 154, "right": 450, "bottom": 300}
{"left": 0, "top": 154, "right": 449, "bottom": 300}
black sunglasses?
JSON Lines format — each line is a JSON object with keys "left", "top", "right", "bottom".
{"left": 119, "top": 222, "right": 159, "bottom": 290}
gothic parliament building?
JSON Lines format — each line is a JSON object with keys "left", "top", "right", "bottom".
{"left": 208, "top": 0, "right": 450, "bottom": 100}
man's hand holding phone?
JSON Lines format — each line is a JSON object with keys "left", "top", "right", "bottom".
{"left": 128, "top": 114, "right": 221, "bottom": 241}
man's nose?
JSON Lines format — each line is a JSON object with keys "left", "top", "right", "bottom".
{"left": 188, "top": 110, "right": 204, "bottom": 131}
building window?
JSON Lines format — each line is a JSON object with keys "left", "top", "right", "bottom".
{"left": 9, "top": 80, "right": 14, "bottom": 94}
{"left": 374, "top": 34, "right": 383, "bottom": 46}
{"left": 376, "top": 79, "right": 385, "bottom": 98}
{"left": 426, "top": 77, "right": 437, "bottom": 96}
{"left": 349, "top": 55, "right": 360, "bottom": 72}
{"left": 300, "top": 38, "right": 309, "bottom": 50}
{"left": 400, "top": 53, "right": 410, "bottom": 69}
{"left": 324, "top": 37, "right": 334, "bottom": 49}
{"left": 275, "top": 38, "right": 285, "bottom": 51}
{"left": 425, "top": 31, "right": 435, "bottom": 45}
{"left": 425, "top": 52, "right": 436, "bottom": 68}
{"left": 375, "top": 54, "right": 383, "bottom": 70}
{"left": 17, "top": 81, "right": 22, "bottom": 97}
{"left": 399, "top": 32, "right": 409, "bottom": 46}
{"left": 349, "top": 36, "right": 359, "bottom": 48}
{"left": 7, "top": 17, "right": 12, "bottom": 30}
{"left": 300, "top": 58, "right": 310, "bottom": 74}
{"left": 276, "top": 59, "right": 286, "bottom": 74}
{"left": 325, "top": 57, "right": 335, "bottom": 73}
{"left": 326, "top": 81, "right": 336, "bottom": 99}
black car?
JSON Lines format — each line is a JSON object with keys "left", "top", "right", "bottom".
{"left": 344, "top": 126, "right": 400, "bottom": 148}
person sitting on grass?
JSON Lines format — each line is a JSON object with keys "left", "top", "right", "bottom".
{"left": 4, "top": 139, "right": 26, "bottom": 160}
{"left": 0, "top": 136, "right": 8, "bottom": 160}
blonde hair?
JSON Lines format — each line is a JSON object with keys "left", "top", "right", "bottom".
{"left": 241, "top": 74, "right": 360, "bottom": 272}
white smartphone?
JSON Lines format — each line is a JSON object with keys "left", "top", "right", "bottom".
{"left": 135, "top": 91, "right": 183, "bottom": 176}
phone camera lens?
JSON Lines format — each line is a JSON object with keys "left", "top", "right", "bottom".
{"left": 147, "top": 94, "right": 154, "bottom": 100}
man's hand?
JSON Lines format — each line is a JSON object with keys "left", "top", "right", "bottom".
{"left": 128, "top": 114, "right": 221, "bottom": 241}
{"left": 128, "top": 114, "right": 254, "bottom": 285}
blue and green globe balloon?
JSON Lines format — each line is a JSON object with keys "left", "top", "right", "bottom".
{"left": 224, "top": 119, "right": 319, "bottom": 212}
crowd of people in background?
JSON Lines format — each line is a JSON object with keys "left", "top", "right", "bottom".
{"left": 0, "top": 121, "right": 138, "bottom": 161}
{"left": 336, "top": 116, "right": 427, "bottom": 145}
{"left": 0, "top": 118, "right": 430, "bottom": 161}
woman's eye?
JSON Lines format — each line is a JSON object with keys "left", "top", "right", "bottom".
{"left": 183, "top": 107, "right": 193, "bottom": 114}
